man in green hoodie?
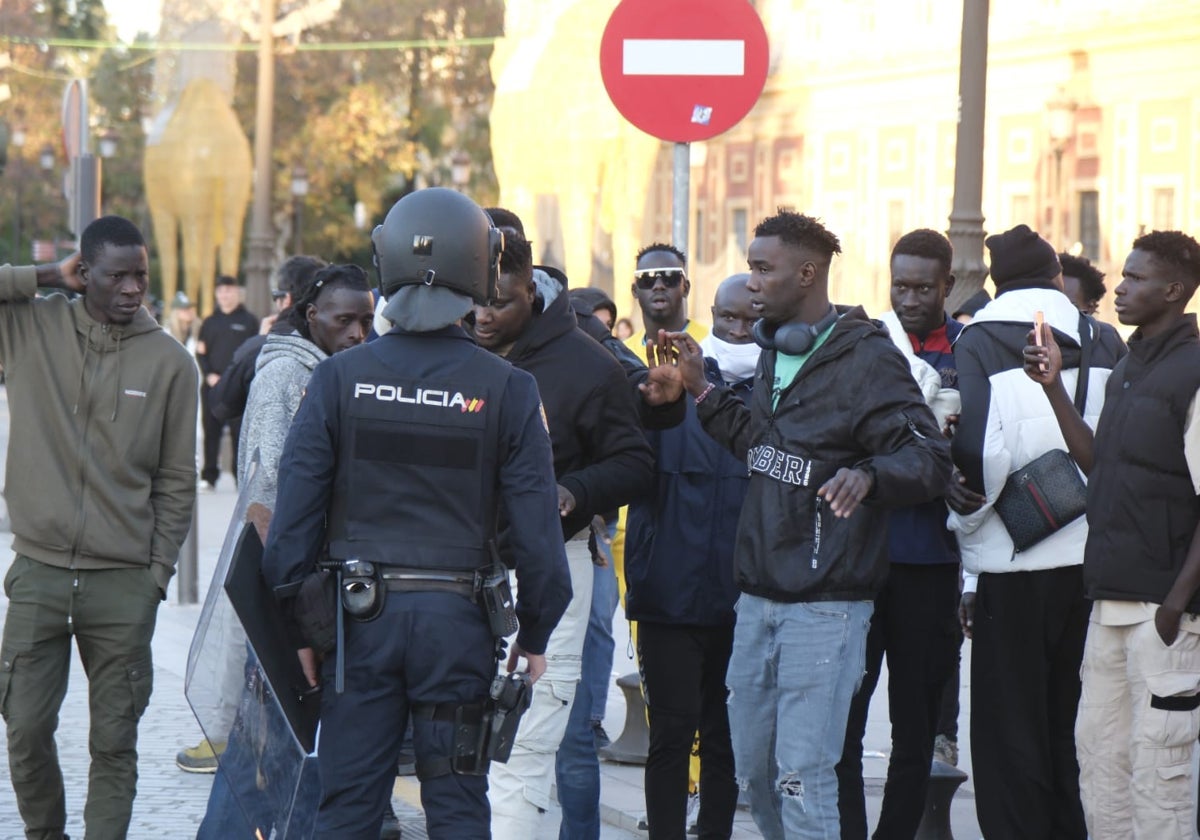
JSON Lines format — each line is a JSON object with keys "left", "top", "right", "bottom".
{"left": 0, "top": 215, "right": 199, "bottom": 840}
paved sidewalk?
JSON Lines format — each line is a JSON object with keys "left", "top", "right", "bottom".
{"left": 0, "top": 383, "right": 983, "bottom": 838}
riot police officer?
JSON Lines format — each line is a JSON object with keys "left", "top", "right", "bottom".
{"left": 262, "top": 188, "right": 572, "bottom": 839}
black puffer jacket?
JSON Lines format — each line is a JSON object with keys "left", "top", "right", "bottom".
{"left": 695, "top": 306, "right": 952, "bottom": 602}
{"left": 505, "top": 271, "right": 654, "bottom": 539}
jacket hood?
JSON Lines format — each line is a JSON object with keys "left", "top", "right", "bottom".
{"left": 69, "top": 297, "right": 170, "bottom": 420}
{"left": 965, "top": 287, "right": 1082, "bottom": 343}
{"left": 256, "top": 331, "right": 328, "bottom": 373}
{"left": 507, "top": 271, "right": 576, "bottom": 362}
{"left": 72, "top": 297, "right": 163, "bottom": 346}
{"left": 817, "top": 305, "right": 887, "bottom": 354}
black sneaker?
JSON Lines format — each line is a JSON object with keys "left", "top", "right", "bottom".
{"left": 380, "top": 800, "right": 402, "bottom": 839}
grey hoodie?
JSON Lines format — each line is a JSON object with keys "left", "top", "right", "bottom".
{"left": 238, "top": 332, "right": 327, "bottom": 510}
{"left": 0, "top": 264, "right": 199, "bottom": 593}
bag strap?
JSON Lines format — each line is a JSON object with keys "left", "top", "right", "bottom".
{"left": 1073, "top": 311, "right": 1093, "bottom": 415}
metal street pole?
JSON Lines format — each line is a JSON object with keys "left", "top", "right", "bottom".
{"left": 11, "top": 166, "right": 21, "bottom": 262}
{"left": 672, "top": 142, "right": 689, "bottom": 255}
{"left": 243, "top": 0, "right": 277, "bottom": 318}
{"left": 945, "top": 0, "right": 990, "bottom": 315}
{"left": 177, "top": 502, "right": 199, "bottom": 605}
{"left": 1052, "top": 146, "right": 1064, "bottom": 250}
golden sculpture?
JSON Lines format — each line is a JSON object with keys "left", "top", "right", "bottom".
{"left": 144, "top": 78, "right": 252, "bottom": 318}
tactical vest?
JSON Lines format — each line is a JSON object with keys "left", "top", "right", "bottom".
{"left": 326, "top": 338, "right": 509, "bottom": 572}
{"left": 1085, "top": 315, "right": 1200, "bottom": 609}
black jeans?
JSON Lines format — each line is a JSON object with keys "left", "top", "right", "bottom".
{"left": 638, "top": 621, "right": 737, "bottom": 840}
{"left": 970, "top": 567, "right": 1088, "bottom": 840}
{"left": 201, "top": 385, "right": 241, "bottom": 485}
{"left": 836, "top": 562, "right": 960, "bottom": 840}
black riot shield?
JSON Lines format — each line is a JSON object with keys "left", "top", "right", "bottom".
{"left": 185, "top": 461, "right": 321, "bottom": 840}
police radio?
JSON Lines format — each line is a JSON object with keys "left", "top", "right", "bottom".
{"left": 477, "top": 542, "right": 519, "bottom": 638}
{"left": 477, "top": 565, "right": 519, "bottom": 638}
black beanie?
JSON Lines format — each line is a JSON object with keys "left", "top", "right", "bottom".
{"left": 985, "top": 224, "right": 1061, "bottom": 290}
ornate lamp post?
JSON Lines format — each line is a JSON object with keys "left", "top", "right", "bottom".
{"left": 98, "top": 129, "right": 118, "bottom": 160}
{"left": 10, "top": 125, "right": 26, "bottom": 261}
{"left": 945, "top": 0, "right": 991, "bottom": 315}
{"left": 1045, "top": 89, "right": 1076, "bottom": 250}
{"left": 450, "top": 151, "right": 471, "bottom": 193}
{"left": 290, "top": 164, "right": 308, "bottom": 254}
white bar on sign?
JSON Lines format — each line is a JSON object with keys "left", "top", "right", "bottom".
{"left": 622, "top": 39, "right": 745, "bottom": 76}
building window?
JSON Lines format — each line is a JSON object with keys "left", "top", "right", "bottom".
{"left": 1152, "top": 187, "right": 1176, "bottom": 231}
{"left": 1010, "top": 194, "right": 1031, "bottom": 228}
{"left": 887, "top": 200, "right": 906, "bottom": 249}
{"left": 732, "top": 208, "right": 749, "bottom": 254}
{"left": 1007, "top": 129, "right": 1033, "bottom": 164}
{"left": 829, "top": 142, "right": 850, "bottom": 177}
{"left": 1078, "top": 191, "right": 1100, "bottom": 261}
{"left": 1150, "top": 118, "right": 1177, "bottom": 154}
{"left": 884, "top": 138, "right": 907, "bottom": 173}
{"left": 730, "top": 153, "right": 750, "bottom": 183}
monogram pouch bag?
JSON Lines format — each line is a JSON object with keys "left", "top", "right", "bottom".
{"left": 994, "top": 312, "right": 1093, "bottom": 553}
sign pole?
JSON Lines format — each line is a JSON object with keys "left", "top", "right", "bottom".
{"left": 672, "top": 142, "right": 689, "bottom": 256}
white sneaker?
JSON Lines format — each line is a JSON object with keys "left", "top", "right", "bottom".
{"left": 933, "top": 734, "right": 959, "bottom": 767}
{"left": 198, "top": 480, "right": 216, "bottom": 493}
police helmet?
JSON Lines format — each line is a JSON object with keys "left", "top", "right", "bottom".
{"left": 371, "top": 188, "right": 504, "bottom": 305}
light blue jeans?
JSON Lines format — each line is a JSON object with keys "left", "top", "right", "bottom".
{"left": 726, "top": 594, "right": 873, "bottom": 840}
{"left": 585, "top": 525, "right": 620, "bottom": 726}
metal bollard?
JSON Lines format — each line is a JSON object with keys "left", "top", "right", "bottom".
{"left": 915, "top": 759, "right": 969, "bottom": 840}
{"left": 177, "top": 498, "right": 199, "bottom": 605}
{"left": 598, "top": 672, "right": 649, "bottom": 765}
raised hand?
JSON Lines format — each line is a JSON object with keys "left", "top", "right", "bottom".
{"left": 1023, "top": 327, "right": 1063, "bottom": 387}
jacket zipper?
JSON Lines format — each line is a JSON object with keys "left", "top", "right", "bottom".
{"left": 906, "top": 416, "right": 928, "bottom": 440}
{"left": 811, "top": 497, "right": 824, "bottom": 569}
{"left": 68, "top": 330, "right": 104, "bottom": 568}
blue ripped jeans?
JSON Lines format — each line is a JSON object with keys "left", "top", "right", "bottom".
{"left": 725, "top": 594, "right": 872, "bottom": 840}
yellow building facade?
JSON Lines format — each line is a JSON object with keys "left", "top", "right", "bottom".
{"left": 490, "top": 0, "right": 1200, "bottom": 325}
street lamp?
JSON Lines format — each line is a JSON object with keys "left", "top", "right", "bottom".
{"left": 945, "top": 0, "right": 991, "bottom": 316}
{"left": 290, "top": 164, "right": 308, "bottom": 254}
{"left": 1046, "top": 88, "right": 1077, "bottom": 250}
{"left": 98, "top": 129, "right": 118, "bottom": 159}
{"left": 10, "top": 126, "right": 26, "bottom": 262}
{"left": 39, "top": 143, "right": 55, "bottom": 172}
{"left": 450, "top": 151, "right": 471, "bottom": 192}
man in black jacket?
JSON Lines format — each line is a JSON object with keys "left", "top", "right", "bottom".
{"left": 642, "top": 210, "right": 952, "bottom": 839}
{"left": 474, "top": 229, "right": 654, "bottom": 838}
{"left": 1025, "top": 231, "right": 1200, "bottom": 840}
{"left": 196, "top": 275, "right": 259, "bottom": 489}
{"left": 208, "top": 256, "right": 327, "bottom": 425}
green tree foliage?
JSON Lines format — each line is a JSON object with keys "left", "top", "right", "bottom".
{"left": 3, "top": 0, "right": 505, "bottom": 272}
{"left": 0, "top": 0, "right": 113, "bottom": 263}
{"left": 248, "top": 0, "right": 505, "bottom": 264}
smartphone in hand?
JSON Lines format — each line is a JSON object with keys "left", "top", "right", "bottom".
{"left": 1033, "top": 311, "right": 1047, "bottom": 373}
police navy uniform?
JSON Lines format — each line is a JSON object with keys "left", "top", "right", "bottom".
{"left": 263, "top": 325, "right": 571, "bottom": 840}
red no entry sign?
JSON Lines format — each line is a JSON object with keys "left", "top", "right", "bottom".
{"left": 599, "top": 0, "right": 770, "bottom": 143}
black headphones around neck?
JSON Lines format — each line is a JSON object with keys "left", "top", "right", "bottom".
{"left": 751, "top": 306, "right": 839, "bottom": 356}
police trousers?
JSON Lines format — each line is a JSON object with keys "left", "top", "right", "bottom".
{"left": 0, "top": 555, "right": 160, "bottom": 840}
{"left": 314, "top": 590, "right": 495, "bottom": 840}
